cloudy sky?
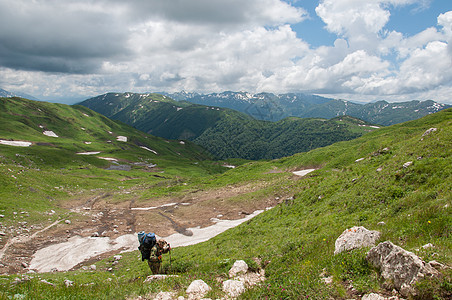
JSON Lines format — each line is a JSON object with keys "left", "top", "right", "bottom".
{"left": 0, "top": 0, "right": 451, "bottom": 104}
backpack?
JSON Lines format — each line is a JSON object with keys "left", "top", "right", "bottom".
{"left": 138, "top": 232, "right": 156, "bottom": 261}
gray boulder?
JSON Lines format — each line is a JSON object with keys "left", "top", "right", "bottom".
{"left": 366, "top": 241, "right": 440, "bottom": 297}
{"left": 229, "top": 260, "right": 248, "bottom": 278}
{"left": 222, "top": 280, "right": 246, "bottom": 298}
{"left": 186, "top": 279, "right": 211, "bottom": 299}
{"left": 334, "top": 226, "right": 381, "bottom": 255}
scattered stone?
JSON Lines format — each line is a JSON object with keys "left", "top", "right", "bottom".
{"left": 21, "top": 262, "right": 28, "bottom": 268}
{"left": 153, "top": 291, "right": 176, "bottom": 300}
{"left": 13, "top": 294, "right": 25, "bottom": 299}
{"left": 422, "top": 128, "right": 437, "bottom": 137}
{"left": 376, "top": 167, "right": 383, "bottom": 172}
{"left": 64, "top": 279, "right": 74, "bottom": 287}
{"left": 402, "top": 161, "right": 413, "bottom": 168}
{"left": 186, "top": 279, "right": 211, "bottom": 298}
{"left": 428, "top": 260, "right": 446, "bottom": 271}
{"left": 366, "top": 241, "right": 441, "bottom": 297}
{"left": 0, "top": 231, "right": 6, "bottom": 236}
{"left": 91, "top": 232, "right": 99, "bottom": 237}
{"left": 421, "top": 243, "right": 434, "bottom": 249}
{"left": 377, "top": 221, "right": 386, "bottom": 226}
{"left": 334, "top": 226, "right": 381, "bottom": 255}
{"left": 144, "top": 275, "right": 179, "bottom": 283}
{"left": 362, "top": 293, "right": 403, "bottom": 300}
{"left": 355, "top": 157, "right": 365, "bottom": 162}
{"left": 40, "top": 279, "right": 56, "bottom": 286}
{"left": 113, "top": 255, "right": 122, "bottom": 261}
{"left": 90, "top": 264, "right": 96, "bottom": 271}
{"left": 223, "top": 280, "right": 246, "bottom": 298}
{"left": 229, "top": 260, "right": 248, "bottom": 278}
{"left": 65, "top": 220, "right": 71, "bottom": 224}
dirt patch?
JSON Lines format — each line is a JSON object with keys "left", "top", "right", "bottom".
{"left": 0, "top": 181, "right": 287, "bottom": 275}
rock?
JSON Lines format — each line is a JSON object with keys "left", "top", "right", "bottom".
{"left": 113, "top": 255, "right": 122, "bottom": 261}
{"left": 355, "top": 158, "right": 365, "bottom": 162}
{"left": 21, "top": 262, "right": 28, "bottom": 268}
{"left": 402, "top": 161, "right": 413, "bottom": 168}
{"left": 421, "top": 243, "right": 434, "bottom": 249}
{"left": 362, "top": 293, "right": 403, "bottom": 300}
{"left": 422, "top": 128, "right": 437, "bottom": 137}
{"left": 222, "top": 280, "right": 245, "bottom": 298}
{"left": 90, "top": 264, "right": 96, "bottom": 270}
{"left": 40, "top": 279, "right": 55, "bottom": 286}
{"left": 229, "top": 260, "right": 248, "bottom": 278}
{"left": 153, "top": 291, "right": 176, "bottom": 300}
{"left": 366, "top": 241, "right": 440, "bottom": 297}
{"left": 64, "top": 279, "right": 74, "bottom": 287}
{"left": 65, "top": 220, "right": 71, "bottom": 224}
{"left": 91, "top": 232, "right": 99, "bottom": 237}
{"left": 144, "top": 275, "right": 178, "bottom": 283}
{"left": 186, "top": 279, "right": 211, "bottom": 298}
{"left": 0, "top": 231, "right": 6, "bottom": 236}
{"left": 377, "top": 221, "right": 386, "bottom": 226}
{"left": 428, "top": 260, "right": 446, "bottom": 271}
{"left": 334, "top": 226, "right": 381, "bottom": 255}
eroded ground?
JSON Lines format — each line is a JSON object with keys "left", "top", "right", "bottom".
{"left": 0, "top": 181, "right": 286, "bottom": 275}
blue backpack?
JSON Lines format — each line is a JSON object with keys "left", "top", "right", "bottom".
{"left": 138, "top": 232, "right": 156, "bottom": 249}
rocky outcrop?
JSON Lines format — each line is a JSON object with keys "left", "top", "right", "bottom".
{"left": 366, "top": 241, "right": 441, "bottom": 297}
{"left": 334, "top": 226, "right": 381, "bottom": 255}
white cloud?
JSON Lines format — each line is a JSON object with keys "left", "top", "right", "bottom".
{"left": 0, "top": 0, "right": 451, "bottom": 104}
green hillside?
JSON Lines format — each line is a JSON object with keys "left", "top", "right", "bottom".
{"left": 0, "top": 97, "right": 230, "bottom": 228}
{"left": 80, "top": 93, "right": 379, "bottom": 160}
{"left": 1, "top": 101, "right": 450, "bottom": 299}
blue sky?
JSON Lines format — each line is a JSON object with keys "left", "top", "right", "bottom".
{"left": 0, "top": 0, "right": 451, "bottom": 104}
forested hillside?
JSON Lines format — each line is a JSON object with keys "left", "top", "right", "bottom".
{"left": 80, "top": 93, "right": 378, "bottom": 160}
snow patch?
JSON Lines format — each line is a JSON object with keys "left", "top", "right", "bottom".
{"left": 116, "top": 136, "right": 127, "bottom": 142}
{"left": 292, "top": 169, "right": 316, "bottom": 176}
{"left": 29, "top": 209, "right": 267, "bottom": 272}
{"left": 43, "top": 131, "right": 58, "bottom": 137}
{"left": 0, "top": 140, "right": 32, "bottom": 147}
{"left": 76, "top": 152, "right": 101, "bottom": 155}
{"left": 140, "top": 146, "right": 158, "bottom": 154}
{"left": 98, "top": 157, "right": 118, "bottom": 161}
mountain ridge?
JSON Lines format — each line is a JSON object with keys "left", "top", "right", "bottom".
{"left": 79, "top": 92, "right": 379, "bottom": 160}
{"left": 162, "top": 91, "right": 450, "bottom": 125}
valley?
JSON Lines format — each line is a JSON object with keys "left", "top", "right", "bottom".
{"left": 0, "top": 96, "right": 450, "bottom": 299}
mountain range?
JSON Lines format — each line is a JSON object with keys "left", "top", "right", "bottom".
{"left": 79, "top": 92, "right": 379, "bottom": 160}
{"left": 162, "top": 91, "right": 451, "bottom": 125}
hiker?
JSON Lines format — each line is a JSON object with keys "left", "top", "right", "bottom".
{"left": 138, "top": 232, "right": 171, "bottom": 274}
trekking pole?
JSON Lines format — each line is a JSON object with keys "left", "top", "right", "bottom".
{"left": 169, "top": 249, "right": 172, "bottom": 274}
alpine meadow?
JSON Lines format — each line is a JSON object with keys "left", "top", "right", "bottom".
{"left": 0, "top": 95, "right": 450, "bottom": 299}
{"left": 1, "top": 0, "right": 452, "bottom": 299}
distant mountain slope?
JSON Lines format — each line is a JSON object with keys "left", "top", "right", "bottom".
{"left": 0, "top": 88, "right": 39, "bottom": 100}
{"left": 0, "top": 97, "right": 212, "bottom": 172}
{"left": 163, "top": 91, "right": 451, "bottom": 125}
{"left": 79, "top": 93, "right": 379, "bottom": 160}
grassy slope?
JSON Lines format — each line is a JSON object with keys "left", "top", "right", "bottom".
{"left": 0, "top": 97, "right": 231, "bottom": 227}
{"left": 1, "top": 106, "right": 450, "bottom": 299}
